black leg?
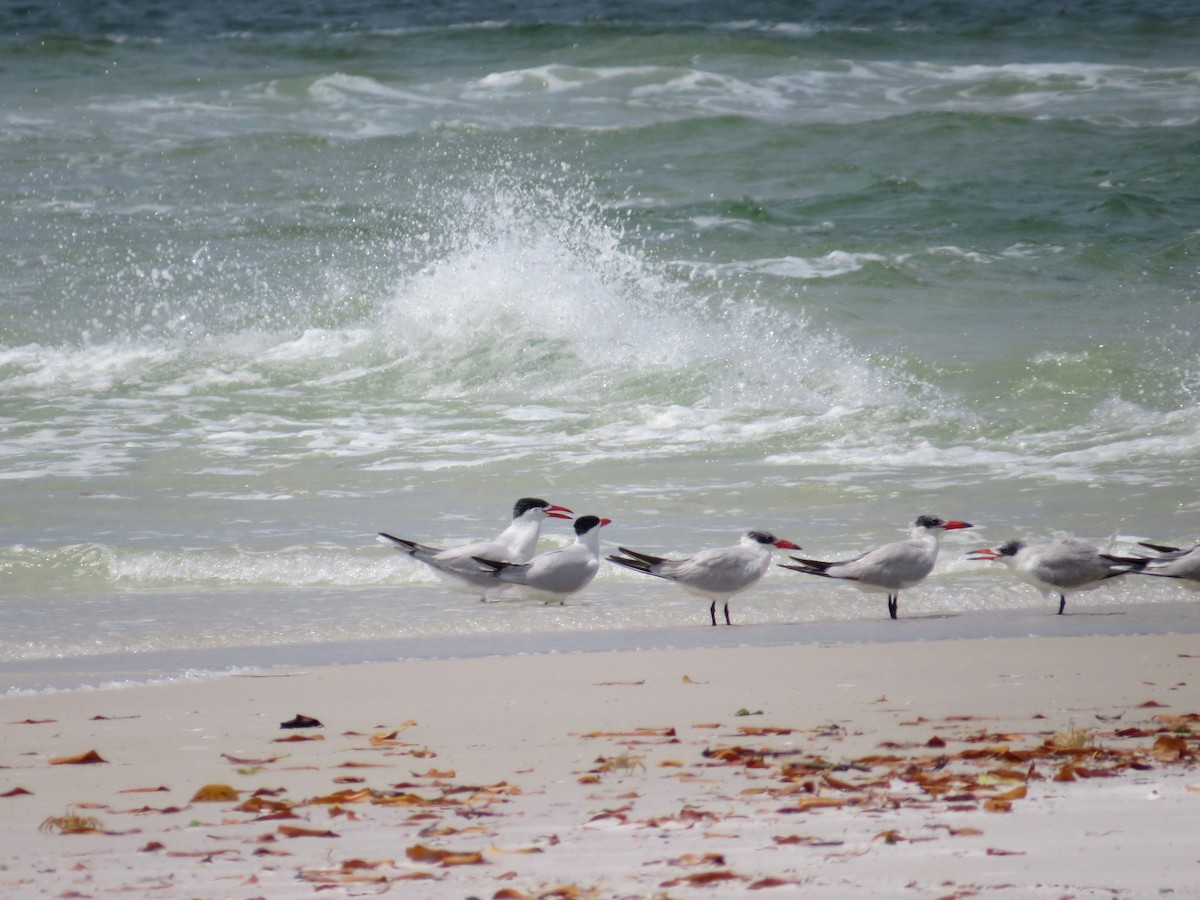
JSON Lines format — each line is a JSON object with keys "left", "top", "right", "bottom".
{"left": 710, "top": 600, "right": 717, "bottom": 626}
{"left": 1058, "top": 594, "right": 1066, "bottom": 615}
{"left": 723, "top": 602, "right": 732, "bottom": 626}
{"left": 888, "top": 594, "right": 898, "bottom": 620}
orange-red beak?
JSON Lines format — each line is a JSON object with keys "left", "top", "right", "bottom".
{"left": 944, "top": 520, "right": 972, "bottom": 531}
{"left": 546, "top": 505, "right": 574, "bottom": 520}
{"left": 968, "top": 547, "right": 1000, "bottom": 561}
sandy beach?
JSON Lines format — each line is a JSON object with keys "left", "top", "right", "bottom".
{"left": 2, "top": 632, "right": 1199, "bottom": 898}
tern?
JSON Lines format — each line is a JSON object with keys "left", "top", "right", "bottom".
{"left": 607, "top": 531, "right": 801, "bottom": 626}
{"left": 780, "top": 515, "right": 972, "bottom": 619}
{"left": 1128, "top": 540, "right": 1200, "bottom": 590}
{"left": 968, "top": 538, "right": 1146, "bottom": 614}
{"left": 377, "top": 497, "right": 573, "bottom": 600}
{"left": 472, "top": 515, "right": 611, "bottom": 604}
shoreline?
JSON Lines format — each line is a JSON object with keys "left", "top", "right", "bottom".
{"left": 5, "top": 597, "right": 1200, "bottom": 696}
{"left": 2, "top": 632, "right": 1199, "bottom": 897}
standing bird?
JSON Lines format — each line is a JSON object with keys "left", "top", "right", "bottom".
{"left": 1126, "top": 540, "right": 1200, "bottom": 590}
{"left": 967, "top": 538, "right": 1145, "bottom": 614}
{"left": 472, "top": 515, "right": 611, "bottom": 604}
{"left": 780, "top": 515, "right": 972, "bottom": 620}
{"left": 377, "top": 497, "right": 573, "bottom": 600}
{"left": 607, "top": 531, "right": 801, "bottom": 627}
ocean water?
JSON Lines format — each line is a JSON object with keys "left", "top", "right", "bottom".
{"left": 3, "top": 0, "right": 1199, "bottom": 693}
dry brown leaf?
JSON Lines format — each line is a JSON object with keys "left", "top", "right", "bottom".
{"left": 369, "top": 730, "right": 412, "bottom": 747}
{"left": 310, "top": 788, "right": 373, "bottom": 805}
{"left": 488, "top": 843, "right": 545, "bottom": 855}
{"left": 1151, "top": 734, "right": 1190, "bottom": 761}
{"left": 49, "top": 749, "right": 107, "bottom": 766}
{"left": 272, "top": 733, "right": 324, "bottom": 743}
{"left": 278, "top": 825, "right": 339, "bottom": 838}
{"left": 369, "top": 791, "right": 435, "bottom": 807}
{"left": 750, "top": 877, "right": 800, "bottom": 890}
{"left": 580, "top": 727, "right": 677, "bottom": 739}
{"left": 415, "top": 768, "right": 456, "bottom": 779}
{"left": 119, "top": 785, "right": 169, "bottom": 794}
{"left": 192, "top": 784, "right": 239, "bottom": 802}
{"left": 1, "top": 787, "right": 32, "bottom": 798}
{"left": 662, "top": 870, "right": 741, "bottom": 887}
{"left": 405, "top": 843, "right": 485, "bottom": 866}
{"left": 986, "top": 847, "right": 1026, "bottom": 856}
{"left": 777, "top": 797, "right": 851, "bottom": 813}
{"left": 114, "top": 804, "right": 186, "bottom": 815}
{"left": 991, "top": 784, "right": 1027, "bottom": 802}
{"left": 10, "top": 718, "right": 55, "bottom": 724}
{"left": 235, "top": 796, "right": 295, "bottom": 815}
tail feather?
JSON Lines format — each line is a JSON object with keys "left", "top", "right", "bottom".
{"left": 615, "top": 546, "right": 668, "bottom": 566}
{"left": 607, "top": 554, "right": 658, "bottom": 577}
{"left": 377, "top": 532, "right": 444, "bottom": 556}
{"left": 1099, "top": 553, "right": 1148, "bottom": 570}
{"left": 1139, "top": 541, "right": 1182, "bottom": 554}
{"left": 472, "top": 556, "right": 515, "bottom": 573}
{"left": 785, "top": 555, "right": 836, "bottom": 573}
{"left": 772, "top": 566, "right": 840, "bottom": 580}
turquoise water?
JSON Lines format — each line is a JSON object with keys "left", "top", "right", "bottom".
{"left": 2, "top": 1, "right": 1198, "bottom": 689}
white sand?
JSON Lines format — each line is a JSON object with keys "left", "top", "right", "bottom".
{"left": 2, "top": 633, "right": 1199, "bottom": 898}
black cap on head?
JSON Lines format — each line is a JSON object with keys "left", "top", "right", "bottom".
{"left": 747, "top": 530, "right": 778, "bottom": 544}
{"left": 574, "top": 515, "right": 602, "bottom": 534}
{"left": 914, "top": 515, "right": 945, "bottom": 529}
{"left": 998, "top": 539, "right": 1024, "bottom": 557}
{"left": 513, "top": 497, "right": 550, "bottom": 518}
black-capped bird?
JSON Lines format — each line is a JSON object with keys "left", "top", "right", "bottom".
{"left": 968, "top": 537, "right": 1145, "bottom": 614}
{"left": 781, "top": 515, "right": 972, "bottom": 619}
{"left": 472, "top": 515, "right": 611, "bottom": 604}
{"left": 608, "top": 531, "right": 800, "bottom": 626}
{"left": 377, "top": 497, "right": 572, "bottom": 600}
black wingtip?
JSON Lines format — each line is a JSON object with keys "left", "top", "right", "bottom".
{"left": 471, "top": 556, "right": 509, "bottom": 572}
{"left": 1139, "top": 541, "right": 1182, "bottom": 554}
{"left": 607, "top": 554, "right": 654, "bottom": 574}
{"left": 615, "top": 546, "right": 667, "bottom": 566}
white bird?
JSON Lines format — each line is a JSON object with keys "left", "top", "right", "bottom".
{"left": 780, "top": 515, "right": 972, "bottom": 619}
{"left": 1128, "top": 540, "right": 1200, "bottom": 590}
{"left": 471, "top": 515, "right": 611, "bottom": 604}
{"left": 607, "top": 531, "right": 801, "bottom": 626}
{"left": 377, "top": 497, "right": 573, "bottom": 600}
{"left": 967, "top": 538, "right": 1145, "bottom": 614}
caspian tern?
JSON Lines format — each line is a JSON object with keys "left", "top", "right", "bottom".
{"left": 967, "top": 538, "right": 1146, "bottom": 614}
{"left": 471, "top": 515, "right": 611, "bottom": 604}
{"left": 377, "top": 497, "right": 573, "bottom": 600}
{"left": 780, "top": 515, "right": 972, "bottom": 620}
{"left": 607, "top": 531, "right": 801, "bottom": 626}
{"left": 1126, "top": 540, "right": 1200, "bottom": 590}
